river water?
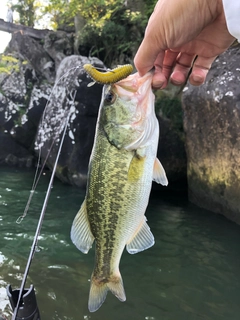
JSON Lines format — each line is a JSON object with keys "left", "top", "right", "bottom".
{"left": 0, "top": 167, "right": 240, "bottom": 320}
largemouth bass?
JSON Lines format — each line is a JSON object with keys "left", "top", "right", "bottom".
{"left": 71, "top": 71, "right": 168, "bottom": 312}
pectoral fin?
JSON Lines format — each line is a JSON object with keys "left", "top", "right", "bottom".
{"left": 126, "top": 217, "right": 154, "bottom": 254}
{"left": 153, "top": 158, "right": 168, "bottom": 186}
{"left": 70, "top": 199, "right": 94, "bottom": 254}
{"left": 128, "top": 153, "right": 146, "bottom": 182}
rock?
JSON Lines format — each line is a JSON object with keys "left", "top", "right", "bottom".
{"left": 153, "top": 87, "right": 187, "bottom": 192}
{"left": 7, "top": 32, "right": 55, "bottom": 83}
{"left": 43, "top": 31, "right": 74, "bottom": 71}
{"left": 11, "top": 83, "right": 53, "bottom": 150}
{"left": 0, "top": 56, "right": 52, "bottom": 167}
{"left": 35, "top": 55, "right": 105, "bottom": 187}
{"left": 182, "top": 45, "right": 240, "bottom": 224}
{"left": 0, "top": 132, "right": 33, "bottom": 167}
{"left": 156, "top": 115, "right": 187, "bottom": 192}
{"left": 1, "top": 67, "right": 27, "bottom": 104}
{"left": 0, "top": 57, "right": 47, "bottom": 144}
{"left": 0, "top": 92, "right": 20, "bottom": 131}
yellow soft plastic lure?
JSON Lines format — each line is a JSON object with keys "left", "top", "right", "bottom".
{"left": 83, "top": 64, "right": 134, "bottom": 84}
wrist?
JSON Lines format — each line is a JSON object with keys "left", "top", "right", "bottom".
{"left": 201, "top": 0, "right": 223, "bottom": 23}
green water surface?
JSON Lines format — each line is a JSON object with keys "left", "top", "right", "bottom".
{"left": 0, "top": 167, "right": 240, "bottom": 320}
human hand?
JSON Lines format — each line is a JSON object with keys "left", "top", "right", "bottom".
{"left": 134, "top": 0, "right": 235, "bottom": 89}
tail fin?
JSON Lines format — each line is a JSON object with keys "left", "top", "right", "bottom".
{"left": 88, "top": 273, "right": 126, "bottom": 312}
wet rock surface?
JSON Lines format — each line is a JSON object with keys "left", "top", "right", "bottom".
{"left": 7, "top": 32, "right": 56, "bottom": 83}
{"left": 35, "top": 55, "right": 104, "bottom": 187}
{"left": 0, "top": 132, "right": 33, "bottom": 167}
{"left": 0, "top": 31, "right": 77, "bottom": 169}
{"left": 182, "top": 45, "right": 240, "bottom": 224}
{"left": 156, "top": 115, "right": 187, "bottom": 192}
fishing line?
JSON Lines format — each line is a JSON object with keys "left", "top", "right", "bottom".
{"left": 11, "top": 66, "right": 79, "bottom": 317}
{"left": 16, "top": 137, "right": 58, "bottom": 224}
{"left": 16, "top": 65, "right": 82, "bottom": 224}
{"left": 11, "top": 102, "right": 73, "bottom": 320}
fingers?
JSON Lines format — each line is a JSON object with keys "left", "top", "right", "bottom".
{"left": 152, "top": 50, "right": 179, "bottom": 89}
{"left": 152, "top": 50, "right": 193, "bottom": 89}
{"left": 134, "top": 39, "right": 164, "bottom": 77}
{"left": 163, "top": 52, "right": 217, "bottom": 88}
{"left": 135, "top": 45, "right": 217, "bottom": 89}
{"left": 162, "top": 50, "right": 179, "bottom": 82}
{"left": 189, "top": 55, "right": 217, "bottom": 85}
{"left": 170, "top": 52, "right": 196, "bottom": 85}
{"left": 151, "top": 50, "right": 169, "bottom": 89}
{"left": 134, "top": 6, "right": 167, "bottom": 77}
{"left": 135, "top": 47, "right": 169, "bottom": 89}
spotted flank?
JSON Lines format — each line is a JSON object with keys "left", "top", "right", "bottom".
{"left": 83, "top": 64, "right": 134, "bottom": 84}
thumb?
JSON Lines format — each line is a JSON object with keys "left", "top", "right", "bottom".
{"left": 134, "top": 38, "right": 165, "bottom": 77}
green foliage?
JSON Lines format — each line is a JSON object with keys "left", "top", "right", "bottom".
{"left": 13, "top": 0, "right": 36, "bottom": 27}
{"left": 42, "top": 0, "right": 75, "bottom": 29}
{"left": 42, "top": 0, "right": 148, "bottom": 65}
{"left": 155, "top": 92, "right": 183, "bottom": 133}
{"left": 12, "top": 0, "right": 158, "bottom": 66}
{"left": 78, "top": 14, "right": 142, "bottom": 65}
{"left": 143, "top": 0, "right": 158, "bottom": 18}
{"left": 0, "top": 54, "right": 20, "bottom": 74}
{"left": 73, "top": 1, "right": 147, "bottom": 66}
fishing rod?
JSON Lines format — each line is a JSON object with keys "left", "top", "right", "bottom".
{"left": 7, "top": 107, "right": 71, "bottom": 320}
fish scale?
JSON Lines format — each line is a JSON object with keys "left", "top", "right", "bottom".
{"left": 71, "top": 70, "right": 168, "bottom": 312}
{"left": 87, "top": 130, "right": 135, "bottom": 278}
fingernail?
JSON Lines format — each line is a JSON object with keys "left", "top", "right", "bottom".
{"left": 170, "top": 78, "right": 183, "bottom": 86}
{"left": 153, "top": 80, "right": 167, "bottom": 90}
{"left": 192, "top": 74, "right": 203, "bottom": 83}
{"left": 153, "top": 82, "right": 163, "bottom": 88}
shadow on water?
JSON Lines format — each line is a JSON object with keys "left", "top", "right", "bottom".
{"left": 0, "top": 167, "right": 240, "bottom": 320}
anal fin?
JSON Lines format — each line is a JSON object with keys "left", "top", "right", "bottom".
{"left": 70, "top": 199, "right": 94, "bottom": 254}
{"left": 126, "top": 217, "right": 154, "bottom": 254}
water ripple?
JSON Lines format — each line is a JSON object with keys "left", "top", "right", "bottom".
{"left": 0, "top": 168, "right": 240, "bottom": 319}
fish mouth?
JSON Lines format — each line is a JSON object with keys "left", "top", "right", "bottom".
{"left": 112, "top": 71, "right": 153, "bottom": 97}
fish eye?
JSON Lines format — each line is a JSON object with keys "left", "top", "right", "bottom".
{"left": 105, "top": 90, "right": 116, "bottom": 104}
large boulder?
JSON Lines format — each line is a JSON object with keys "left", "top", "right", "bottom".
{"left": 157, "top": 115, "right": 187, "bottom": 191}
{"left": 0, "top": 29, "right": 73, "bottom": 167}
{"left": 43, "top": 30, "right": 74, "bottom": 71}
{"left": 0, "top": 132, "right": 33, "bottom": 167}
{"left": 182, "top": 44, "right": 240, "bottom": 224}
{"left": 0, "top": 62, "right": 35, "bottom": 167}
{"left": 35, "top": 55, "right": 104, "bottom": 187}
{"left": 153, "top": 86, "right": 188, "bottom": 192}
{"left": 7, "top": 32, "right": 55, "bottom": 83}
{"left": 11, "top": 83, "right": 53, "bottom": 150}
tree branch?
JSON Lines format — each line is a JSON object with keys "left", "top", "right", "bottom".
{"left": 0, "top": 18, "right": 50, "bottom": 39}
